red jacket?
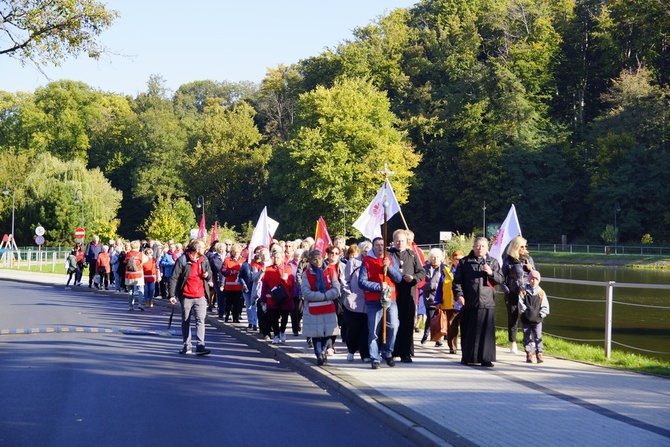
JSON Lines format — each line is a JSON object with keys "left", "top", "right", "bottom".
{"left": 96, "top": 252, "right": 111, "bottom": 274}
{"left": 143, "top": 258, "right": 158, "bottom": 283}
{"left": 261, "top": 263, "right": 295, "bottom": 310}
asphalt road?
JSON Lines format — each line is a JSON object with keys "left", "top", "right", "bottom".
{"left": 0, "top": 281, "right": 416, "bottom": 447}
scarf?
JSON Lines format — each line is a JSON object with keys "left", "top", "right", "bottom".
{"left": 311, "top": 264, "right": 327, "bottom": 293}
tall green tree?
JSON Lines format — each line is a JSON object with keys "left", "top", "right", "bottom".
{"left": 269, "top": 77, "right": 420, "bottom": 238}
{"left": 183, "top": 99, "right": 272, "bottom": 230}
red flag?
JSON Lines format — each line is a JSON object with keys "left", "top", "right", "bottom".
{"left": 314, "top": 216, "right": 332, "bottom": 253}
{"left": 197, "top": 211, "right": 207, "bottom": 239}
{"left": 209, "top": 221, "right": 219, "bottom": 246}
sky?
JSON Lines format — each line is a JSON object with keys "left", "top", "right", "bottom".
{"left": 2, "top": 0, "right": 419, "bottom": 96}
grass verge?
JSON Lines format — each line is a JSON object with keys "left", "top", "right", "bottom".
{"left": 496, "top": 329, "right": 670, "bottom": 377}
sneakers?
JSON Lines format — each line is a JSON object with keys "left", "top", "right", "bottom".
{"left": 383, "top": 357, "right": 396, "bottom": 367}
{"left": 420, "top": 334, "right": 428, "bottom": 345}
{"left": 179, "top": 346, "right": 192, "bottom": 355}
{"left": 526, "top": 353, "right": 534, "bottom": 363}
{"left": 273, "top": 336, "right": 280, "bottom": 344}
{"left": 195, "top": 346, "right": 211, "bottom": 356}
{"left": 371, "top": 361, "right": 381, "bottom": 369}
{"left": 280, "top": 332, "right": 286, "bottom": 343}
{"left": 435, "top": 341, "right": 443, "bottom": 347}
{"left": 128, "top": 305, "right": 134, "bottom": 311}
{"left": 263, "top": 335, "right": 271, "bottom": 341}
{"left": 510, "top": 342, "right": 518, "bottom": 354}
{"left": 346, "top": 352, "right": 354, "bottom": 362}
{"left": 326, "top": 348, "right": 335, "bottom": 356}
{"left": 536, "top": 353, "right": 544, "bottom": 363}
{"left": 138, "top": 305, "right": 145, "bottom": 311}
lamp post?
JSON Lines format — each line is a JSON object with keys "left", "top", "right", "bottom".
{"left": 2, "top": 183, "right": 15, "bottom": 243}
{"left": 74, "top": 189, "right": 84, "bottom": 228}
{"left": 338, "top": 206, "right": 346, "bottom": 239}
{"left": 482, "top": 201, "right": 486, "bottom": 238}
{"left": 196, "top": 195, "right": 204, "bottom": 214}
{"left": 614, "top": 202, "right": 621, "bottom": 255}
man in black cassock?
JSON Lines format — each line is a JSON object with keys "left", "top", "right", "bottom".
{"left": 453, "top": 237, "right": 503, "bottom": 367}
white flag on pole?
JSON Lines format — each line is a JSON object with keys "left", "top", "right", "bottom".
{"left": 353, "top": 180, "right": 401, "bottom": 240}
{"left": 248, "top": 206, "right": 279, "bottom": 256}
{"left": 489, "top": 204, "right": 522, "bottom": 265}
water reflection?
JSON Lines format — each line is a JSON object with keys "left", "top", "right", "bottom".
{"left": 494, "top": 264, "right": 670, "bottom": 361}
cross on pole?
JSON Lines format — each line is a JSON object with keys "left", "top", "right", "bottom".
{"left": 375, "top": 161, "right": 409, "bottom": 230}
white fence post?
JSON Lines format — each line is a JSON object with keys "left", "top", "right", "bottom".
{"left": 605, "top": 281, "right": 615, "bottom": 359}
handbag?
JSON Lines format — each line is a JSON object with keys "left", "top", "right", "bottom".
{"left": 307, "top": 300, "right": 336, "bottom": 315}
{"left": 429, "top": 308, "right": 448, "bottom": 342}
{"left": 270, "top": 283, "right": 289, "bottom": 304}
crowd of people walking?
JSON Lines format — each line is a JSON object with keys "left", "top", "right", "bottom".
{"left": 65, "top": 232, "right": 548, "bottom": 366}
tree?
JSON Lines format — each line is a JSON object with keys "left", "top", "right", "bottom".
{"left": 140, "top": 196, "right": 195, "bottom": 243}
{"left": 270, "top": 77, "right": 420, "bottom": 237}
{"left": 0, "top": 0, "right": 117, "bottom": 66}
{"left": 18, "top": 152, "right": 121, "bottom": 245}
{"left": 183, "top": 99, "right": 272, "bottom": 229}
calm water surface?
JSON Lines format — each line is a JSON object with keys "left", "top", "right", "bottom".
{"left": 494, "top": 264, "right": 670, "bottom": 361}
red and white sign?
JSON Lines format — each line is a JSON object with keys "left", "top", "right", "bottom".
{"left": 74, "top": 227, "right": 86, "bottom": 239}
{"left": 35, "top": 235, "right": 45, "bottom": 246}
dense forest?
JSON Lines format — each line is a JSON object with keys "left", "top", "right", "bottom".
{"left": 1, "top": 0, "right": 668, "bottom": 246}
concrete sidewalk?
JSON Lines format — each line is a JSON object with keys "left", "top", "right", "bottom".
{"left": 2, "top": 268, "right": 669, "bottom": 447}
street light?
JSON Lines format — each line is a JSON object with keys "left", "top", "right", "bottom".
{"left": 3, "top": 183, "right": 15, "bottom": 243}
{"left": 338, "top": 206, "right": 346, "bottom": 239}
{"left": 74, "top": 189, "right": 84, "bottom": 228}
{"left": 196, "top": 195, "right": 204, "bottom": 210}
{"left": 614, "top": 202, "right": 621, "bottom": 255}
{"left": 482, "top": 201, "right": 486, "bottom": 238}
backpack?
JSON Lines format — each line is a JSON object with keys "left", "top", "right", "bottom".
{"left": 127, "top": 253, "right": 140, "bottom": 272}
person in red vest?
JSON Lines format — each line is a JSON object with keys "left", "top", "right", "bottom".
{"left": 301, "top": 249, "right": 340, "bottom": 365}
{"left": 125, "top": 240, "right": 148, "bottom": 311}
{"left": 358, "top": 237, "right": 403, "bottom": 370}
{"left": 222, "top": 244, "right": 245, "bottom": 323}
{"left": 142, "top": 247, "right": 158, "bottom": 308}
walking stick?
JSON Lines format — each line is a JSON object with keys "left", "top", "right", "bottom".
{"left": 168, "top": 302, "right": 175, "bottom": 329}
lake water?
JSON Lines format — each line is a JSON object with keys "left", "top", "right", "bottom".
{"left": 494, "top": 264, "right": 670, "bottom": 361}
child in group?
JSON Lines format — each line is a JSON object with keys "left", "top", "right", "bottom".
{"left": 518, "top": 269, "right": 550, "bottom": 363}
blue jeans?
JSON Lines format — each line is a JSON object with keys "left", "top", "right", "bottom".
{"left": 113, "top": 271, "right": 121, "bottom": 291}
{"left": 181, "top": 297, "right": 208, "bottom": 348}
{"left": 144, "top": 282, "right": 156, "bottom": 301}
{"left": 313, "top": 336, "right": 331, "bottom": 359}
{"left": 366, "top": 300, "right": 398, "bottom": 362}
{"left": 243, "top": 291, "right": 258, "bottom": 326}
{"left": 128, "top": 283, "right": 145, "bottom": 306}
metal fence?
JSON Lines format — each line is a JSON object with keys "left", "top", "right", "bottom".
{"left": 524, "top": 277, "right": 670, "bottom": 360}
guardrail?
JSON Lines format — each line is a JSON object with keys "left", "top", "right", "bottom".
{"left": 528, "top": 277, "right": 670, "bottom": 359}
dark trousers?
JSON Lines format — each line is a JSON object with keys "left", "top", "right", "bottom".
{"left": 258, "top": 301, "right": 271, "bottom": 337}
{"left": 505, "top": 293, "right": 519, "bottom": 342}
{"left": 269, "top": 308, "right": 290, "bottom": 336}
{"left": 344, "top": 308, "right": 370, "bottom": 360}
{"left": 216, "top": 288, "right": 226, "bottom": 318}
{"left": 290, "top": 297, "right": 303, "bottom": 335}
{"left": 225, "top": 290, "right": 243, "bottom": 322}
{"left": 445, "top": 308, "right": 460, "bottom": 352}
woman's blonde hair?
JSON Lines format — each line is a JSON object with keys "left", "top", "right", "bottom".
{"left": 506, "top": 236, "right": 527, "bottom": 260}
